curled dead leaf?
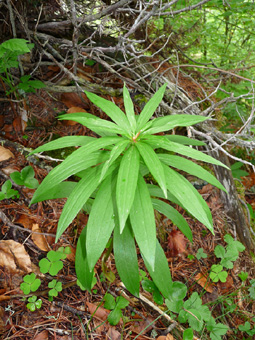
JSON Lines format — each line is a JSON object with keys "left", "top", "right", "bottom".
{"left": 0, "top": 146, "right": 14, "bottom": 161}
{"left": 32, "top": 223, "right": 50, "bottom": 251}
{"left": 86, "top": 301, "right": 109, "bottom": 321}
{"left": 0, "top": 240, "right": 32, "bottom": 274}
{"left": 167, "top": 230, "right": 187, "bottom": 257}
{"left": 195, "top": 273, "right": 213, "bottom": 293}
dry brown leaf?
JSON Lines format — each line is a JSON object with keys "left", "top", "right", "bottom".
{"left": 0, "top": 146, "right": 14, "bottom": 161}
{"left": 65, "top": 245, "right": 76, "bottom": 262}
{"left": 61, "top": 106, "right": 87, "bottom": 126}
{"left": 33, "top": 330, "right": 49, "bottom": 340}
{"left": 86, "top": 301, "right": 109, "bottom": 321}
{"left": 61, "top": 92, "right": 89, "bottom": 109}
{"left": 157, "top": 335, "right": 174, "bottom": 340}
{"left": 106, "top": 327, "right": 121, "bottom": 340}
{"left": 195, "top": 273, "right": 213, "bottom": 293}
{"left": 0, "top": 240, "right": 32, "bottom": 274}
{"left": 31, "top": 224, "right": 50, "bottom": 251}
{"left": 167, "top": 230, "right": 187, "bottom": 257}
{"left": 218, "top": 275, "right": 234, "bottom": 293}
{"left": 130, "top": 316, "right": 154, "bottom": 335}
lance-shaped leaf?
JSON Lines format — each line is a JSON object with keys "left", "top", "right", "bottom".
{"left": 152, "top": 198, "right": 193, "bottom": 242}
{"left": 142, "top": 135, "right": 229, "bottom": 169}
{"left": 84, "top": 90, "right": 132, "bottom": 134}
{"left": 143, "top": 114, "right": 208, "bottom": 135}
{"left": 56, "top": 166, "right": 102, "bottom": 241}
{"left": 29, "top": 136, "right": 94, "bottom": 155}
{"left": 166, "top": 135, "right": 206, "bottom": 146}
{"left": 123, "top": 84, "right": 136, "bottom": 133}
{"left": 114, "top": 220, "right": 140, "bottom": 296}
{"left": 59, "top": 112, "right": 126, "bottom": 135}
{"left": 75, "top": 228, "right": 94, "bottom": 292}
{"left": 86, "top": 174, "right": 116, "bottom": 271}
{"left": 129, "top": 174, "right": 156, "bottom": 270}
{"left": 163, "top": 164, "right": 214, "bottom": 233}
{"left": 34, "top": 182, "right": 77, "bottom": 202}
{"left": 142, "top": 240, "right": 172, "bottom": 299}
{"left": 116, "top": 145, "right": 140, "bottom": 232}
{"left": 31, "top": 137, "right": 120, "bottom": 204}
{"left": 100, "top": 139, "right": 129, "bottom": 182}
{"left": 158, "top": 154, "right": 227, "bottom": 192}
{"left": 136, "top": 141, "right": 167, "bottom": 198}
{"left": 136, "top": 83, "right": 167, "bottom": 131}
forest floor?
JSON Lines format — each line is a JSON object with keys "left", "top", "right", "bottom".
{"left": 1, "top": 89, "right": 255, "bottom": 340}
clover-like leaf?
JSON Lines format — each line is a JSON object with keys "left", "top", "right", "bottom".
{"left": 20, "top": 273, "right": 41, "bottom": 294}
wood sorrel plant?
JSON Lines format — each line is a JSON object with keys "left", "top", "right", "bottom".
{"left": 30, "top": 84, "right": 227, "bottom": 298}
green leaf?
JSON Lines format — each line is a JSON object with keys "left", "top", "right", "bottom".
{"left": 123, "top": 84, "right": 136, "bottom": 133}
{"left": 129, "top": 174, "right": 156, "bottom": 270}
{"left": 29, "top": 136, "right": 95, "bottom": 155}
{"left": 163, "top": 164, "right": 214, "bottom": 233}
{"left": 35, "top": 182, "right": 77, "bottom": 202}
{"left": 100, "top": 139, "right": 129, "bottom": 182}
{"left": 31, "top": 137, "right": 120, "bottom": 204}
{"left": 84, "top": 90, "right": 132, "bottom": 134}
{"left": 166, "top": 135, "right": 206, "bottom": 146}
{"left": 86, "top": 173, "right": 116, "bottom": 271}
{"left": 55, "top": 166, "right": 102, "bottom": 241}
{"left": 158, "top": 154, "right": 227, "bottom": 192}
{"left": 116, "top": 145, "right": 140, "bottom": 232}
{"left": 114, "top": 220, "right": 140, "bottom": 296}
{"left": 143, "top": 114, "right": 208, "bottom": 135}
{"left": 142, "top": 240, "right": 172, "bottom": 299}
{"left": 59, "top": 112, "right": 126, "bottom": 135}
{"left": 116, "top": 296, "right": 129, "bottom": 310}
{"left": 75, "top": 228, "right": 94, "bottom": 292}
{"left": 152, "top": 198, "right": 193, "bottom": 242}
{"left": 107, "top": 308, "right": 122, "bottom": 325}
{"left": 183, "top": 328, "right": 193, "bottom": 340}
{"left": 143, "top": 135, "right": 229, "bottom": 169}
{"left": 136, "top": 142, "right": 167, "bottom": 197}
{"left": 1, "top": 38, "right": 32, "bottom": 53}
{"left": 104, "top": 294, "right": 116, "bottom": 310}
{"left": 136, "top": 83, "right": 167, "bottom": 131}
{"left": 206, "top": 318, "right": 228, "bottom": 340}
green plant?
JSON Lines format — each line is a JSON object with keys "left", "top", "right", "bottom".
{"left": 238, "top": 271, "right": 248, "bottom": 282}
{"left": 48, "top": 279, "right": 62, "bottom": 297}
{"left": 0, "top": 180, "right": 19, "bottom": 200}
{"left": 10, "top": 166, "right": 39, "bottom": 189}
{"left": 248, "top": 279, "right": 255, "bottom": 299}
{"left": 39, "top": 250, "right": 65, "bottom": 276}
{"left": 0, "top": 39, "right": 45, "bottom": 96}
{"left": 29, "top": 84, "right": 228, "bottom": 298}
{"left": 20, "top": 247, "right": 70, "bottom": 310}
{"left": 209, "top": 264, "right": 228, "bottom": 283}
{"left": 196, "top": 247, "right": 207, "bottom": 260}
{"left": 104, "top": 293, "right": 129, "bottom": 325}
{"left": 230, "top": 162, "right": 249, "bottom": 180}
{"left": 238, "top": 321, "right": 255, "bottom": 336}
{"left": 141, "top": 278, "right": 164, "bottom": 305}
{"left": 26, "top": 296, "right": 42, "bottom": 312}
{"left": 20, "top": 273, "right": 41, "bottom": 294}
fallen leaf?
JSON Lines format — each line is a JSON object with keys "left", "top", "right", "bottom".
{"left": 218, "top": 275, "right": 234, "bottom": 293}
{"left": 167, "top": 230, "right": 187, "bottom": 257}
{"left": 0, "top": 146, "right": 14, "bottom": 161}
{"left": 130, "top": 316, "right": 154, "bottom": 335}
{"left": 86, "top": 301, "right": 109, "bottom": 321}
{"left": 32, "top": 224, "right": 50, "bottom": 251}
{"left": 61, "top": 92, "right": 89, "bottom": 109}
{"left": 0, "top": 240, "right": 32, "bottom": 274}
{"left": 157, "top": 335, "right": 174, "bottom": 340}
{"left": 195, "top": 273, "right": 213, "bottom": 293}
{"left": 34, "top": 330, "right": 49, "bottom": 340}
{"left": 106, "top": 327, "right": 121, "bottom": 340}
{"left": 62, "top": 106, "right": 87, "bottom": 126}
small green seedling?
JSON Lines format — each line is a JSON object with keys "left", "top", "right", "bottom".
{"left": 104, "top": 293, "right": 129, "bottom": 325}
{"left": 26, "top": 295, "right": 42, "bottom": 312}
{"left": 39, "top": 250, "right": 64, "bottom": 276}
{"left": 20, "top": 273, "right": 41, "bottom": 294}
{"left": 0, "top": 180, "right": 19, "bottom": 200}
{"left": 165, "top": 281, "right": 187, "bottom": 313}
{"left": 187, "top": 254, "right": 195, "bottom": 261}
{"left": 230, "top": 162, "right": 248, "bottom": 180}
{"left": 10, "top": 166, "right": 39, "bottom": 189}
{"left": 48, "top": 279, "right": 62, "bottom": 297}
{"left": 209, "top": 264, "right": 228, "bottom": 283}
{"left": 238, "top": 271, "right": 248, "bottom": 282}
{"left": 141, "top": 278, "right": 164, "bottom": 305}
{"left": 248, "top": 279, "right": 255, "bottom": 299}
{"left": 206, "top": 317, "right": 229, "bottom": 340}
{"left": 196, "top": 248, "right": 207, "bottom": 260}
{"left": 238, "top": 321, "right": 255, "bottom": 336}
{"left": 17, "top": 75, "right": 45, "bottom": 95}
